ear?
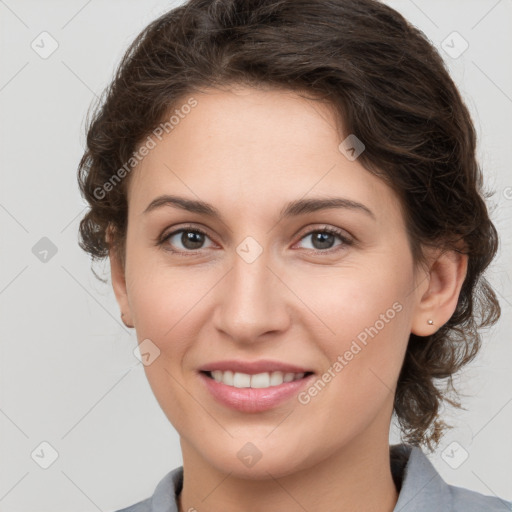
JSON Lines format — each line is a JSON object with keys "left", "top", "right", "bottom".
{"left": 107, "top": 227, "right": 134, "bottom": 329}
{"left": 411, "top": 248, "right": 468, "bottom": 336}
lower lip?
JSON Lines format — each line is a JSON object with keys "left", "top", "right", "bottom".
{"left": 199, "top": 372, "right": 315, "bottom": 413}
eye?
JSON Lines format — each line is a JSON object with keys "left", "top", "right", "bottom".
{"left": 159, "top": 226, "right": 215, "bottom": 253}
{"left": 157, "top": 224, "right": 353, "bottom": 255}
{"left": 295, "top": 226, "right": 353, "bottom": 252}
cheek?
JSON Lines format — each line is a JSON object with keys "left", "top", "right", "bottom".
{"left": 296, "top": 261, "right": 413, "bottom": 388}
{"left": 293, "top": 275, "right": 413, "bottom": 442}
{"left": 126, "top": 261, "right": 207, "bottom": 428}
{"left": 296, "top": 259, "right": 410, "bottom": 335}
{"left": 126, "top": 247, "right": 209, "bottom": 338}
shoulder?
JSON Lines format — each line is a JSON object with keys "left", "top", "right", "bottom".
{"left": 447, "top": 483, "right": 512, "bottom": 511}
{"left": 112, "top": 466, "right": 183, "bottom": 512}
{"left": 114, "top": 497, "right": 152, "bottom": 512}
{"left": 392, "top": 444, "right": 511, "bottom": 512}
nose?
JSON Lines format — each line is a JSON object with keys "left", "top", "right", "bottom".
{"left": 212, "top": 249, "right": 291, "bottom": 345}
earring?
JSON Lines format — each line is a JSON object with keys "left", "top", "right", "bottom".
{"left": 121, "top": 313, "right": 134, "bottom": 328}
{"left": 427, "top": 319, "right": 434, "bottom": 325}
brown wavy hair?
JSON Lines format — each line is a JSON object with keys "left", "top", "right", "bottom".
{"left": 77, "top": 0, "right": 501, "bottom": 451}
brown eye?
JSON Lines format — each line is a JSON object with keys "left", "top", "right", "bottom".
{"left": 160, "top": 227, "right": 214, "bottom": 252}
{"left": 297, "top": 227, "right": 353, "bottom": 252}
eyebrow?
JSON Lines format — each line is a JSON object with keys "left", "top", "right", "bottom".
{"left": 142, "top": 194, "right": 375, "bottom": 221}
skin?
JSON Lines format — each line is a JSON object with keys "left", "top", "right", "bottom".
{"left": 110, "top": 85, "right": 468, "bottom": 512}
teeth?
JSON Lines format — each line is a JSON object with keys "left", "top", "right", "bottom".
{"left": 233, "top": 372, "right": 251, "bottom": 388}
{"left": 209, "top": 370, "right": 307, "bottom": 388}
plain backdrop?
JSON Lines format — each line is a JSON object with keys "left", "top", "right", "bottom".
{"left": 0, "top": 0, "right": 511, "bottom": 510}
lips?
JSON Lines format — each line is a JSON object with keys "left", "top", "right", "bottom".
{"left": 199, "top": 359, "right": 314, "bottom": 375}
{"left": 197, "top": 359, "right": 316, "bottom": 412}
{"left": 199, "top": 371, "right": 315, "bottom": 412}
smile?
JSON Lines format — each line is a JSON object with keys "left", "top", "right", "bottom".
{"left": 204, "top": 370, "right": 313, "bottom": 388}
{"left": 199, "top": 370, "right": 315, "bottom": 413}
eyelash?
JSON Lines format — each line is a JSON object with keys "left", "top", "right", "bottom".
{"left": 157, "top": 224, "right": 354, "bottom": 256}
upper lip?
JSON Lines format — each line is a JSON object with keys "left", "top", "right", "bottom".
{"left": 199, "top": 359, "right": 314, "bottom": 375}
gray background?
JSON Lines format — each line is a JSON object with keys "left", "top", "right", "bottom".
{"left": 0, "top": 0, "right": 511, "bottom": 510}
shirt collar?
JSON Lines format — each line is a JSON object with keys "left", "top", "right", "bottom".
{"left": 390, "top": 443, "right": 452, "bottom": 510}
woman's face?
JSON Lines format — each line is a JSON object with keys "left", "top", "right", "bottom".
{"left": 114, "top": 86, "right": 429, "bottom": 478}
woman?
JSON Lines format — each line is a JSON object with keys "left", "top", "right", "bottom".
{"left": 77, "top": 0, "right": 510, "bottom": 510}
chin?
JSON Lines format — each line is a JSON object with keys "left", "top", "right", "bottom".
{"left": 197, "top": 436, "right": 320, "bottom": 480}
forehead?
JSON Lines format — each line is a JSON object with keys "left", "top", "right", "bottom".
{"left": 127, "top": 86, "right": 401, "bottom": 225}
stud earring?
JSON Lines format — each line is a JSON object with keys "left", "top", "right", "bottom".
{"left": 427, "top": 319, "right": 434, "bottom": 325}
{"left": 121, "top": 312, "right": 134, "bottom": 328}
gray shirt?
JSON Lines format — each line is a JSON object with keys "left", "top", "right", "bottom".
{"left": 115, "top": 443, "right": 511, "bottom": 511}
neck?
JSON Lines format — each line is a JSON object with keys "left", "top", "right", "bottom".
{"left": 177, "top": 429, "right": 399, "bottom": 512}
